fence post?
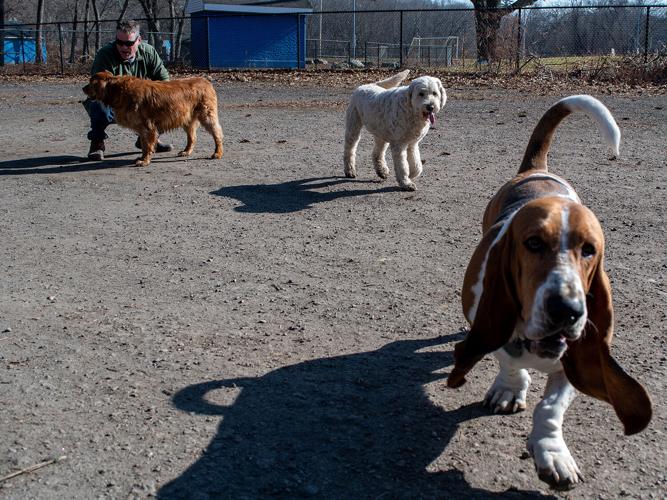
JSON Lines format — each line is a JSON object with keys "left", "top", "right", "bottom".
{"left": 643, "top": 6, "right": 650, "bottom": 65}
{"left": 348, "top": 41, "right": 351, "bottom": 64}
{"left": 58, "top": 23, "right": 65, "bottom": 75}
{"left": 516, "top": 8, "right": 522, "bottom": 72}
{"left": 364, "top": 41, "right": 367, "bottom": 66}
{"left": 462, "top": 36, "right": 465, "bottom": 68}
{"left": 399, "top": 10, "right": 403, "bottom": 68}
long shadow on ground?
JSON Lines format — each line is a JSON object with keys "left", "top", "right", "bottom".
{"left": 0, "top": 153, "right": 137, "bottom": 175}
{"left": 211, "top": 176, "right": 402, "bottom": 214}
{"left": 158, "top": 334, "right": 553, "bottom": 499}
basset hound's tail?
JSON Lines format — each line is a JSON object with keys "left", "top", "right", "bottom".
{"left": 518, "top": 95, "right": 621, "bottom": 174}
{"left": 374, "top": 69, "right": 411, "bottom": 89}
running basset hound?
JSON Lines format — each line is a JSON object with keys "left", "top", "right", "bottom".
{"left": 447, "top": 95, "right": 652, "bottom": 489}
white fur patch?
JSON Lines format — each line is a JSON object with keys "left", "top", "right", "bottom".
{"left": 523, "top": 173, "right": 581, "bottom": 203}
{"left": 558, "top": 95, "right": 621, "bottom": 158}
{"left": 468, "top": 210, "right": 518, "bottom": 322}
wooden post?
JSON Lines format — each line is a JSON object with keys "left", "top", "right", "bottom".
{"left": 58, "top": 23, "right": 64, "bottom": 75}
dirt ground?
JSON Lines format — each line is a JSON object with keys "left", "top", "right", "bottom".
{"left": 0, "top": 72, "right": 665, "bottom": 500}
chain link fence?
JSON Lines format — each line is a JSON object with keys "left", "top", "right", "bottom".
{"left": 1, "top": 5, "right": 665, "bottom": 78}
{"left": 0, "top": 17, "right": 190, "bottom": 74}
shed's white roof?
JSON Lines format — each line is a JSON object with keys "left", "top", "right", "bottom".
{"left": 186, "top": 0, "right": 314, "bottom": 15}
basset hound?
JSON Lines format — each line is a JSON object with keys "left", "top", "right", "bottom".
{"left": 447, "top": 95, "right": 652, "bottom": 489}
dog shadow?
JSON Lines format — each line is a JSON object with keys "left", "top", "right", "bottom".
{"left": 0, "top": 153, "right": 138, "bottom": 175}
{"left": 157, "top": 333, "right": 553, "bottom": 499}
{"left": 210, "top": 176, "right": 402, "bottom": 214}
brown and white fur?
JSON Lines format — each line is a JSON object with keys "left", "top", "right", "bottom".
{"left": 447, "top": 95, "right": 652, "bottom": 489}
{"left": 343, "top": 70, "right": 446, "bottom": 191}
{"left": 83, "top": 71, "right": 224, "bottom": 167}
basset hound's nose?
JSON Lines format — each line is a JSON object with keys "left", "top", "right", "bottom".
{"left": 546, "top": 295, "right": 584, "bottom": 326}
{"left": 425, "top": 104, "right": 434, "bottom": 112}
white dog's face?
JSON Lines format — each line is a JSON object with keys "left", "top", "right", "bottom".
{"left": 408, "top": 76, "right": 446, "bottom": 126}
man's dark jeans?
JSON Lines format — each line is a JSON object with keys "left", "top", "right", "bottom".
{"left": 83, "top": 98, "right": 115, "bottom": 141}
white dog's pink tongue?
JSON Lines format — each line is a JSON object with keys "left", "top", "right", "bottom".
{"left": 428, "top": 112, "right": 436, "bottom": 126}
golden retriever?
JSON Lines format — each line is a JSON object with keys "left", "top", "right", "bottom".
{"left": 83, "top": 71, "right": 224, "bottom": 167}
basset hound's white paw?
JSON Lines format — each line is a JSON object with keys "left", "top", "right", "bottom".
{"left": 483, "top": 367, "right": 530, "bottom": 414}
{"left": 528, "top": 435, "right": 583, "bottom": 490}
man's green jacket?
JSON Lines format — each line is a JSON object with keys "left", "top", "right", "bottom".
{"left": 90, "top": 42, "right": 169, "bottom": 80}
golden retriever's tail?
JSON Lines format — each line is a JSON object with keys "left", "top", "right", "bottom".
{"left": 374, "top": 69, "right": 410, "bottom": 89}
{"left": 518, "top": 95, "right": 620, "bottom": 174}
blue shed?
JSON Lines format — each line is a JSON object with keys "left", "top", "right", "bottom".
{"left": 185, "top": 0, "right": 313, "bottom": 69}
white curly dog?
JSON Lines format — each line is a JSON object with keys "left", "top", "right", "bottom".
{"left": 343, "top": 70, "right": 446, "bottom": 191}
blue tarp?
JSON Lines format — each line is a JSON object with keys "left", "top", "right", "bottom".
{"left": 3, "top": 38, "right": 48, "bottom": 64}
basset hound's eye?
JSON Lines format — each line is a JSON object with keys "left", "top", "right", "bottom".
{"left": 524, "top": 236, "right": 545, "bottom": 253}
{"left": 581, "top": 242, "right": 596, "bottom": 258}
{"left": 418, "top": 91, "right": 425, "bottom": 97}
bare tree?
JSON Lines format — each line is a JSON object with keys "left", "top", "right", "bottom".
{"left": 137, "top": 0, "right": 162, "bottom": 50}
{"left": 171, "top": 1, "right": 187, "bottom": 62}
{"left": 82, "top": 0, "right": 89, "bottom": 58}
{"left": 117, "top": 0, "right": 129, "bottom": 24}
{"left": 90, "top": 0, "right": 100, "bottom": 52}
{"left": 469, "top": 0, "right": 536, "bottom": 63}
{"left": 35, "top": 0, "right": 45, "bottom": 64}
{"left": 68, "top": 0, "right": 79, "bottom": 62}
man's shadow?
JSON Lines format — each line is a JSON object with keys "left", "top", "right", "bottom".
{"left": 0, "top": 153, "right": 136, "bottom": 175}
{"left": 210, "top": 176, "right": 402, "bottom": 214}
{"left": 158, "top": 333, "right": 552, "bottom": 499}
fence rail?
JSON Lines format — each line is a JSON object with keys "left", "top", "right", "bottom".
{"left": 1, "top": 5, "right": 666, "bottom": 75}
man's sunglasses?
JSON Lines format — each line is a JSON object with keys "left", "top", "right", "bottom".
{"left": 115, "top": 38, "right": 138, "bottom": 47}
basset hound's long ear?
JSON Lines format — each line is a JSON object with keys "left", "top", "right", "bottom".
{"left": 562, "top": 260, "right": 652, "bottom": 435}
{"left": 448, "top": 225, "right": 520, "bottom": 388}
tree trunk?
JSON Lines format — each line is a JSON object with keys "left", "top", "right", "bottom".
{"left": 117, "top": 0, "right": 129, "bottom": 25}
{"left": 138, "top": 0, "right": 162, "bottom": 51}
{"left": 82, "top": 0, "right": 89, "bottom": 58}
{"left": 474, "top": 8, "right": 504, "bottom": 63}
{"left": 90, "top": 0, "right": 100, "bottom": 53}
{"left": 35, "top": 0, "right": 45, "bottom": 64}
{"left": 175, "top": 7, "right": 186, "bottom": 63}
{"left": 471, "top": 0, "right": 536, "bottom": 63}
{"left": 69, "top": 0, "right": 79, "bottom": 63}
{"left": 168, "top": 0, "right": 175, "bottom": 62}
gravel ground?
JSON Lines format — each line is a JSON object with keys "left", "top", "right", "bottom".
{"left": 0, "top": 72, "right": 665, "bottom": 499}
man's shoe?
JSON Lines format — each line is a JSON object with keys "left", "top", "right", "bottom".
{"left": 88, "top": 140, "right": 105, "bottom": 161}
{"left": 156, "top": 141, "right": 174, "bottom": 153}
{"left": 135, "top": 137, "right": 173, "bottom": 153}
